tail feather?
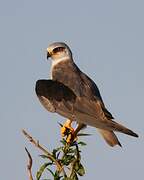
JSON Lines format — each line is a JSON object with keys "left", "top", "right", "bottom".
{"left": 98, "top": 129, "right": 122, "bottom": 147}
{"left": 74, "top": 108, "right": 138, "bottom": 138}
{"left": 108, "top": 120, "right": 139, "bottom": 138}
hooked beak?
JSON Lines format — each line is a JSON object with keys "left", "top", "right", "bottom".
{"left": 47, "top": 51, "right": 51, "bottom": 59}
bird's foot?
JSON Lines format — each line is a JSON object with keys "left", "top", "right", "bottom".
{"left": 66, "top": 123, "right": 86, "bottom": 144}
{"left": 61, "top": 120, "right": 86, "bottom": 144}
{"left": 66, "top": 133, "right": 78, "bottom": 144}
{"left": 61, "top": 119, "right": 74, "bottom": 137}
{"left": 60, "top": 119, "right": 76, "bottom": 144}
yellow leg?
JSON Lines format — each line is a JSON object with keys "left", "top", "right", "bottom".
{"left": 61, "top": 119, "right": 74, "bottom": 137}
{"left": 73, "top": 123, "right": 86, "bottom": 137}
{"left": 66, "top": 123, "right": 86, "bottom": 144}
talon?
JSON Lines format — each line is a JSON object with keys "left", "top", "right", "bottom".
{"left": 60, "top": 119, "right": 74, "bottom": 137}
{"left": 66, "top": 134, "right": 73, "bottom": 144}
{"left": 60, "top": 121, "right": 84, "bottom": 144}
{"left": 66, "top": 123, "right": 86, "bottom": 144}
{"left": 66, "top": 133, "right": 78, "bottom": 144}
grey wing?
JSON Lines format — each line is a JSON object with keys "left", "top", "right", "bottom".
{"left": 35, "top": 79, "right": 76, "bottom": 118}
{"left": 77, "top": 66, "right": 114, "bottom": 119}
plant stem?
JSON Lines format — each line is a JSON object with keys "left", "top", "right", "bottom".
{"left": 22, "top": 129, "right": 63, "bottom": 172}
{"left": 25, "top": 147, "right": 33, "bottom": 180}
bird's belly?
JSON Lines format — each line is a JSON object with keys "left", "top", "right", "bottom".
{"left": 74, "top": 111, "right": 101, "bottom": 127}
{"left": 57, "top": 109, "right": 76, "bottom": 121}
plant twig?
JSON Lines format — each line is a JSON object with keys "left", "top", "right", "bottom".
{"left": 22, "top": 129, "right": 63, "bottom": 172}
{"left": 25, "top": 147, "right": 33, "bottom": 180}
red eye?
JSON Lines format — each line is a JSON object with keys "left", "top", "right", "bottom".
{"left": 53, "top": 47, "right": 65, "bottom": 53}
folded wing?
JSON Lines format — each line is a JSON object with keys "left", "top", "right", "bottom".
{"left": 35, "top": 79, "right": 77, "bottom": 119}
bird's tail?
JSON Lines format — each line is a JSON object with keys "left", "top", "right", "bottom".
{"left": 74, "top": 107, "right": 138, "bottom": 138}
{"left": 107, "top": 120, "right": 139, "bottom": 138}
{"left": 98, "top": 129, "right": 122, "bottom": 147}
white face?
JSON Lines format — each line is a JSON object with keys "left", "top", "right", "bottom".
{"left": 47, "top": 43, "right": 72, "bottom": 61}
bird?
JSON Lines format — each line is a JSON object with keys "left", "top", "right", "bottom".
{"left": 35, "top": 42, "right": 138, "bottom": 147}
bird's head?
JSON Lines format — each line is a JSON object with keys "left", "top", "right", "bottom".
{"left": 46, "top": 42, "right": 73, "bottom": 63}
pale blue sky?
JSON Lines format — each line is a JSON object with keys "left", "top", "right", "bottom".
{"left": 0, "top": 0, "right": 143, "bottom": 179}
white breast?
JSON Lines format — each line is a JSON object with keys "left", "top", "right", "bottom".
{"left": 50, "top": 57, "right": 70, "bottom": 79}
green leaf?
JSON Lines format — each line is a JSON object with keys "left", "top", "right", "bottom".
{"left": 78, "top": 141, "right": 87, "bottom": 146}
{"left": 54, "top": 170, "right": 62, "bottom": 180}
{"left": 60, "top": 139, "right": 67, "bottom": 145}
{"left": 52, "top": 147, "right": 63, "bottom": 159}
{"left": 67, "top": 148, "right": 76, "bottom": 154}
{"left": 74, "top": 162, "right": 85, "bottom": 176}
{"left": 62, "top": 178, "right": 72, "bottom": 180}
{"left": 47, "top": 168, "right": 55, "bottom": 177}
{"left": 56, "top": 151, "right": 61, "bottom": 159}
{"left": 77, "top": 133, "right": 91, "bottom": 136}
{"left": 39, "top": 154, "right": 50, "bottom": 159}
{"left": 70, "top": 171, "right": 78, "bottom": 180}
{"left": 61, "top": 155, "right": 75, "bottom": 166}
{"left": 69, "top": 141, "right": 77, "bottom": 147}
{"left": 36, "top": 163, "right": 51, "bottom": 180}
{"left": 52, "top": 149, "right": 58, "bottom": 159}
{"left": 58, "top": 122, "right": 63, "bottom": 127}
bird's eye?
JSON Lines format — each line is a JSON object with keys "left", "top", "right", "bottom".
{"left": 53, "top": 47, "right": 65, "bottom": 54}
